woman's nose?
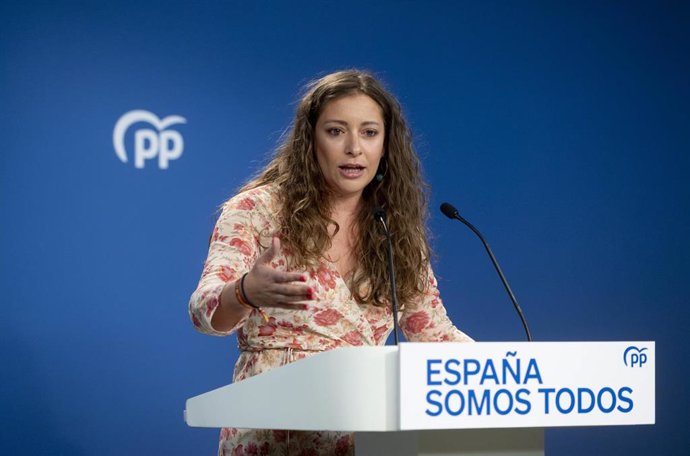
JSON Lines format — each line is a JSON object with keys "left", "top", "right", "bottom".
{"left": 345, "top": 132, "right": 362, "bottom": 156}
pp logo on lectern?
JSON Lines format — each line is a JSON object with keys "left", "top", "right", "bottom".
{"left": 113, "top": 110, "right": 187, "bottom": 169}
{"left": 623, "top": 346, "right": 648, "bottom": 368}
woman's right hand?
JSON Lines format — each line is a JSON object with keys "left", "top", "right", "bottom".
{"left": 242, "top": 236, "right": 313, "bottom": 309}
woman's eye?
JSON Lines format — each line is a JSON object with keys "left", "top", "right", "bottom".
{"left": 363, "top": 129, "right": 378, "bottom": 137}
{"left": 327, "top": 128, "right": 343, "bottom": 136}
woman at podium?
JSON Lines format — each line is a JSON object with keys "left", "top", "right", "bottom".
{"left": 189, "top": 70, "right": 472, "bottom": 456}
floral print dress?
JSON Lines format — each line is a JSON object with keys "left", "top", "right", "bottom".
{"left": 189, "top": 183, "right": 473, "bottom": 456}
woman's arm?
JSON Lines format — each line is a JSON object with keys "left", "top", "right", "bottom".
{"left": 189, "top": 195, "right": 261, "bottom": 336}
{"left": 400, "top": 263, "right": 474, "bottom": 342}
{"left": 189, "top": 190, "right": 312, "bottom": 336}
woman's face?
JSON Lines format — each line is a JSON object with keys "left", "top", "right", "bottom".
{"left": 314, "top": 93, "right": 385, "bottom": 202}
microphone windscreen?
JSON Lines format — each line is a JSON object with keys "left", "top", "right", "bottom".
{"left": 440, "top": 202, "right": 459, "bottom": 219}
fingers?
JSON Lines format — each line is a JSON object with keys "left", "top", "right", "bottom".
{"left": 272, "top": 271, "right": 307, "bottom": 284}
{"left": 247, "top": 237, "right": 316, "bottom": 310}
{"left": 269, "top": 302, "right": 311, "bottom": 311}
{"left": 270, "top": 283, "right": 313, "bottom": 301}
{"left": 245, "top": 266, "right": 314, "bottom": 310}
{"left": 255, "top": 265, "right": 306, "bottom": 285}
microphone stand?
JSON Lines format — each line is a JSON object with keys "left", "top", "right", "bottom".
{"left": 374, "top": 208, "right": 400, "bottom": 345}
{"left": 441, "top": 203, "right": 533, "bottom": 342}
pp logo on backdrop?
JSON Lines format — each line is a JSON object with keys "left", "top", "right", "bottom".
{"left": 113, "top": 110, "right": 186, "bottom": 169}
{"left": 623, "top": 346, "right": 648, "bottom": 368}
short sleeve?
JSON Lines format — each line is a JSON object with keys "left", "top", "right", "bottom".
{"left": 188, "top": 192, "right": 267, "bottom": 336}
{"left": 399, "top": 263, "right": 474, "bottom": 343}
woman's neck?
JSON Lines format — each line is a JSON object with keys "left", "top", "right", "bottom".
{"left": 327, "top": 194, "right": 363, "bottom": 242}
{"left": 330, "top": 192, "right": 362, "bottom": 220}
{"left": 326, "top": 194, "right": 362, "bottom": 280}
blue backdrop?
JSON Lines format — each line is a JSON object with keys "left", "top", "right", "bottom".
{"left": 1, "top": 1, "right": 688, "bottom": 454}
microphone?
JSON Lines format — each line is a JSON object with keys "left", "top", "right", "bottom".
{"left": 440, "top": 202, "right": 533, "bottom": 341}
{"left": 374, "top": 206, "right": 401, "bottom": 345}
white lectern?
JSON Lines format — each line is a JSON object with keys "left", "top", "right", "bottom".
{"left": 186, "top": 342, "right": 654, "bottom": 455}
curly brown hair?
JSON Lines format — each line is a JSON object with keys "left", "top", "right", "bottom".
{"left": 241, "top": 69, "right": 431, "bottom": 307}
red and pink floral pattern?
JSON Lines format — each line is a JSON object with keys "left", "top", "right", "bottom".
{"left": 189, "top": 184, "right": 472, "bottom": 456}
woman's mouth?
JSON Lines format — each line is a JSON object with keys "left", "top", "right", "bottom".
{"left": 338, "top": 164, "right": 365, "bottom": 178}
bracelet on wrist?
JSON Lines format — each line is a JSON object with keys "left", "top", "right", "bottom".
{"left": 235, "top": 273, "right": 269, "bottom": 322}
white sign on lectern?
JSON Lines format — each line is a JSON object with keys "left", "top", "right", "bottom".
{"left": 399, "top": 341, "right": 655, "bottom": 430}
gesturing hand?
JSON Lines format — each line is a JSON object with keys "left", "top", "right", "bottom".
{"left": 242, "top": 236, "right": 313, "bottom": 309}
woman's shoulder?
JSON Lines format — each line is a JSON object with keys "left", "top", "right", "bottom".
{"left": 223, "top": 182, "right": 282, "bottom": 214}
